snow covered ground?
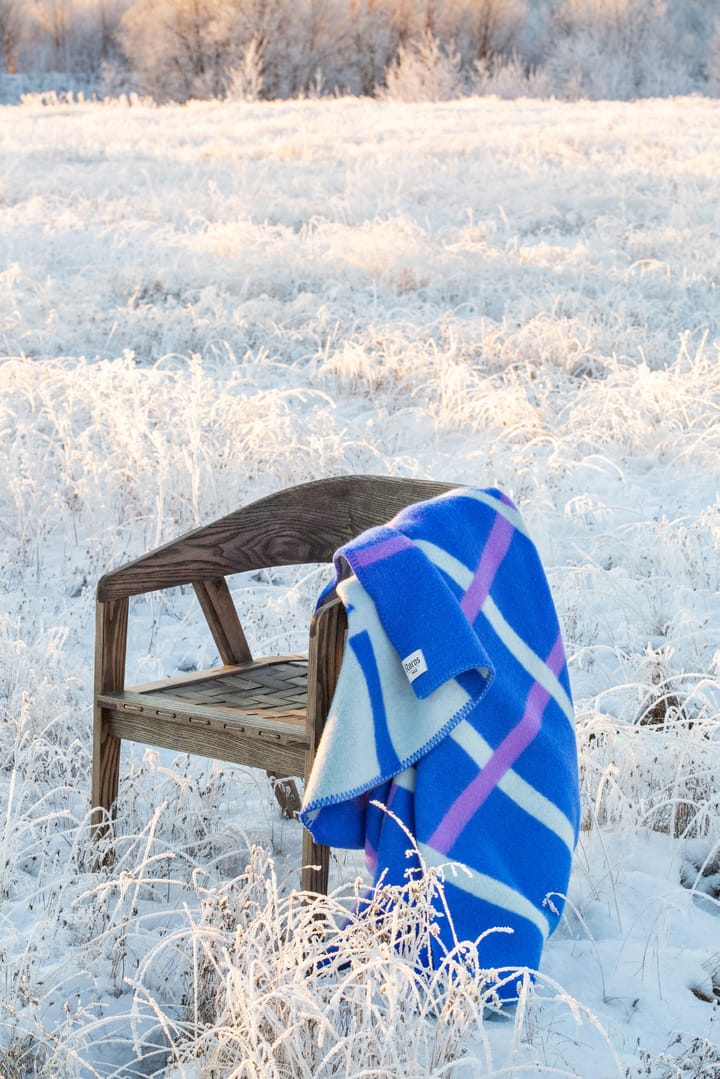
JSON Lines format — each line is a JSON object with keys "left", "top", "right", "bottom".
{"left": 0, "top": 93, "right": 719, "bottom": 1077}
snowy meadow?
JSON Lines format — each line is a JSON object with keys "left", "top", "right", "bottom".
{"left": 0, "top": 93, "right": 719, "bottom": 1076}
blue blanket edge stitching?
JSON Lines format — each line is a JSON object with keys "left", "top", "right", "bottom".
{"left": 300, "top": 684, "right": 491, "bottom": 822}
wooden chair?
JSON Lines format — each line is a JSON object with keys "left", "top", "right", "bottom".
{"left": 92, "top": 474, "right": 456, "bottom": 892}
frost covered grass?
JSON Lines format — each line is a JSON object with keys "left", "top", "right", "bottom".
{"left": 0, "top": 93, "right": 719, "bottom": 1076}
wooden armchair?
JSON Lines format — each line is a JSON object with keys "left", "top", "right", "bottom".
{"left": 92, "top": 474, "right": 456, "bottom": 892}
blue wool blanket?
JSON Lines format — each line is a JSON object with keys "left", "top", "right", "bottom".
{"left": 301, "top": 487, "right": 580, "bottom": 998}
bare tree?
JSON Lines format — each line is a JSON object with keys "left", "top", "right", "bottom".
{"left": 121, "top": 0, "right": 348, "bottom": 101}
{"left": 0, "top": 0, "right": 23, "bottom": 73}
{"left": 33, "top": 0, "right": 70, "bottom": 65}
{"left": 229, "top": 0, "right": 294, "bottom": 98}
{"left": 96, "top": 0, "right": 130, "bottom": 62}
{"left": 345, "top": 0, "right": 397, "bottom": 94}
{"left": 453, "top": 0, "right": 529, "bottom": 62}
{"left": 120, "top": 0, "right": 233, "bottom": 100}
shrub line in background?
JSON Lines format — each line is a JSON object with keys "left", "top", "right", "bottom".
{"left": 1, "top": 0, "right": 720, "bottom": 104}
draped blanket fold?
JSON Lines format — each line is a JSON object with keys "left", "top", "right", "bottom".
{"left": 300, "top": 487, "right": 580, "bottom": 995}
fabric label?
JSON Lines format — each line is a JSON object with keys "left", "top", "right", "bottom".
{"left": 402, "top": 648, "right": 428, "bottom": 683}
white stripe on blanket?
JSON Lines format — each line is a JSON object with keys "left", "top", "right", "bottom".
{"left": 392, "top": 766, "right": 417, "bottom": 793}
{"left": 418, "top": 843, "right": 552, "bottom": 940}
{"left": 414, "top": 539, "right": 474, "bottom": 589}
{"left": 304, "top": 574, "right": 474, "bottom": 806}
{"left": 450, "top": 721, "right": 577, "bottom": 853}
{"left": 454, "top": 489, "right": 531, "bottom": 535}
{"left": 482, "top": 597, "right": 574, "bottom": 724}
{"left": 416, "top": 538, "right": 574, "bottom": 725}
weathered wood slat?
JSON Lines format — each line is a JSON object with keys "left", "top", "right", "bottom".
{"left": 92, "top": 597, "right": 129, "bottom": 835}
{"left": 101, "top": 702, "right": 308, "bottom": 774}
{"left": 267, "top": 774, "right": 303, "bottom": 820}
{"left": 193, "top": 576, "right": 253, "bottom": 665}
{"left": 98, "top": 475, "right": 458, "bottom": 600}
{"left": 301, "top": 594, "right": 347, "bottom": 893}
{"left": 127, "top": 655, "right": 304, "bottom": 694}
{"left": 97, "top": 688, "right": 309, "bottom": 741}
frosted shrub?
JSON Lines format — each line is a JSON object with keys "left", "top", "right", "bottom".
{"left": 119, "top": 0, "right": 359, "bottom": 102}
{"left": 224, "top": 35, "right": 265, "bottom": 102}
{"left": 380, "top": 32, "right": 464, "bottom": 103}
{"left": 171, "top": 848, "right": 493, "bottom": 1075}
{"left": 663, "top": 0, "right": 720, "bottom": 83}
{"left": 709, "top": 19, "right": 720, "bottom": 93}
{"left": 3, "top": 0, "right": 720, "bottom": 100}
{"left": 578, "top": 670, "right": 720, "bottom": 840}
{"left": 547, "top": 0, "right": 686, "bottom": 99}
{"left": 472, "top": 52, "right": 553, "bottom": 99}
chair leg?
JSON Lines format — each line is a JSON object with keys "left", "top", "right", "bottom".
{"left": 92, "top": 597, "right": 128, "bottom": 860}
{"left": 267, "top": 772, "right": 302, "bottom": 819}
{"left": 301, "top": 828, "right": 330, "bottom": 894}
{"left": 91, "top": 709, "right": 121, "bottom": 858}
{"left": 302, "top": 597, "right": 346, "bottom": 895}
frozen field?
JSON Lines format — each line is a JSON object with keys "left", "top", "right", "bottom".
{"left": 0, "top": 93, "right": 719, "bottom": 1076}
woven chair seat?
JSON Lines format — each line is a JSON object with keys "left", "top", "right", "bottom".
{"left": 153, "top": 659, "right": 308, "bottom": 719}
{"left": 96, "top": 658, "right": 312, "bottom": 778}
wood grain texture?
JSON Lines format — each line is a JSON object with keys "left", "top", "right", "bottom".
{"left": 126, "top": 655, "right": 303, "bottom": 694}
{"left": 267, "top": 774, "right": 303, "bottom": 820}
{"left": 98, "top": 475, "right": 459, "bottom": 600}
{"left": 91, "top": 598, "right": 128, "bottom": 832}
{"left": 100, "top": 697, "right": 308, "bottom": 774}
{"left": 301, "top": 594, "right": 347, "bottom": 893}
{"left": 97, "top": 687, "right": 309, "bottom": 741}
{"left": 193, "top": 577, "right": 253, "bottom": 665}
{"left": 92, "top": 475, "right": 459, "bottom": 892}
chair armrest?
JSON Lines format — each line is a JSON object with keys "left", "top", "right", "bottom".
{"left": 96, "top": 483, "right": 340, "bottom": 602}
{"left": 97, "top": 475, "right": 461, "bottom": 601}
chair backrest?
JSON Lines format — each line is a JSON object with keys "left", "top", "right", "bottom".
{"left": 97, "top": 475, "right": 459, "bottom": 602}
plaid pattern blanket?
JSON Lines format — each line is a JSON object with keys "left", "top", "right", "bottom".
{"left": 301, "top": 487, "right": 580, "bottom": 997}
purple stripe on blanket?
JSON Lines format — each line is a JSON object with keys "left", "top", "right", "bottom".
{"left": 460, "top": 513, "right": 515, "bottom": 623}
{"left": 365, "top": 837, "right": 378, "bottom": 874}
{"left": 428, "top": 632, "right": 566, "bottom": 854}
{"left": 350, "top": 532, "right": 415, "bottom": 569}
